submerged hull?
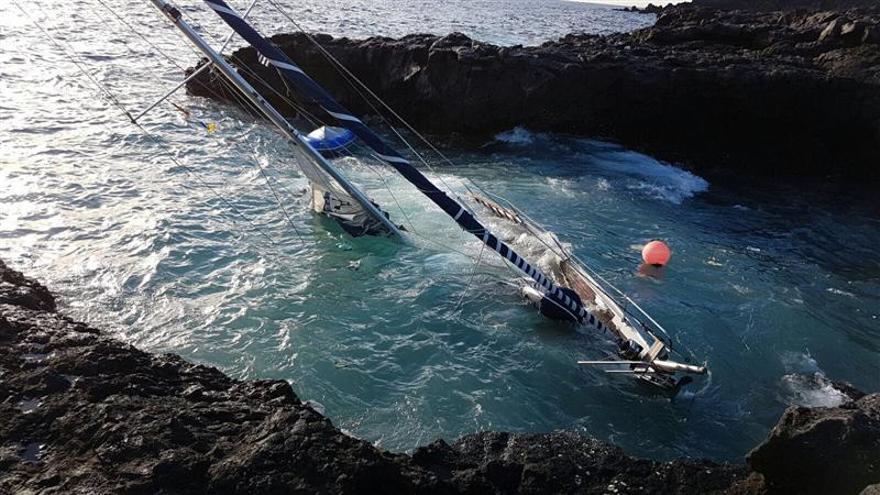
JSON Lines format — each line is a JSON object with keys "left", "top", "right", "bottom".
{"left": 473, "top": 194, "right": 707, "bottom": 391}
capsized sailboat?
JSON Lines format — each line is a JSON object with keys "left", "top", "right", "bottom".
{"left": 149, "top": 0, "right": 707, "bottom": 391}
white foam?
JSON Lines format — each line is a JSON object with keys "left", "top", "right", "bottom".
{"left": 493, "top": 126, "right": 537, "bottom": 146}
{"left": 779, "top": 351, "right": 849, "bottom": 408}
{"left": 827, "top": 287, "right": 856, "bottom": 298}
{"left": 781, "top": 351, "right": 820, "bottom": 374}
{"left": 544, "top": 176, "right": 576, "bottom": 197}
{"left": 305, "top": 399, "right": 326, "bottom": 415}
{"left": 590, "top": 146, "right": 709, "bottom": 204}
{"left": 781, "top": 373, "right": 849, "bottom": 408}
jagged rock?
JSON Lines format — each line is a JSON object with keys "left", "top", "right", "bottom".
{"left": 1, "top": 254, "right": 875, "bottom": 494}
{"left": 413, "top": 431, "right": 742, "bottom": 494}
{"left": 618, "top": 3, "right": 666, "bottom": 14}
{"left": 0, "top": 259, "right": 746, "bottom": 494}
{"left": 0, "top": 260, "right": 55, "bottom": 312}
{"left": 747, "top": 394, "right": 880, "bottom": 494}
{"left": 862, "top": 483, "right": 880, "bottom": 495}
{"left": 0, "top": 257, "right": 877, "bottom": 494}
{"left": 186, "top": 6, "right": 880, "bottom": 178}
{"left": 820, "top": 18, "right": 844, "bottom": 41}
{"left": 842, "top": 20, "right": 869, "bottom": 44}
{"left": 693, "top": 0, "right": 878, "bottom": 10}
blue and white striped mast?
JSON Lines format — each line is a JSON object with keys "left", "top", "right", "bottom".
{"left": 196, "top": 0, "right": 608, "bottom": 330}
{"left": 146, "top": 0, "right": 708, "bottom": 387}
{"left": 147, "top": 0, "right": 405, "bottom": 240}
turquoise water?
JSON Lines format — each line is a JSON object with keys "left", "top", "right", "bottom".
{"left": 1, "top": 0, "right": 878, "bottom": 462}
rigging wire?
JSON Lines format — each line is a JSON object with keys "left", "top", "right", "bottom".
{"left": 253, "top": 0, "right": 542, "bottom": 287}
{"left": 150, "top": 3, "right": 582, "bottom": 279}
{"left": 156, "top": 1, "right": 457, "bottom": 250}
{"left": 85, "top": 0, "right": 687, "bottom": 361}
{"left": 15, "top": 0, "right": 291, "bottom": 252}
{"left": 84, "top": 0, "right": 311, "bottom": 243}
{"left": 258, "top": 0, "right": 481, "bottom": 211}
{"left": 256, "top": 0, "right": 697, "bottom": 358}
{"left": 171, "top": 13, "right": 424, "bottom": 236}
{"left": 113, "top": 0, "right": 430, "bottom": 236}
{"left": 16, "top": 0, "right": 538, "bottom": 324}
{"left": 356, "top": 158, "right": 419, "bottom": 234}
{"left": 249, "top": 2, "right": 548, "bottom": 277}
{"left": 454, "top": 240, "right": 487, "bottom": 311}
{"left": 92, "top": 0, "right": 466, "bottom": 255}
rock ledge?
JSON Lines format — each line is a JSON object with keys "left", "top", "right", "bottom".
{"left": 186, "top": 5, "right": 880, "bottom": 178}
{"left": 1, "top": 258, "right": 877, "bottom": 494}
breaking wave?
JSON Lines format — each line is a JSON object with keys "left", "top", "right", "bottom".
{"left": 779, "top": 352, "right": 849, "bottom": 408}
{"left": 491, "top": 127, "right": 709, "bottom": 204}
{"left": 493, "top": 126, "right": 539, "bottom": 146}
{"left": 589, "top": 148, "right": 709, "bottom": 204}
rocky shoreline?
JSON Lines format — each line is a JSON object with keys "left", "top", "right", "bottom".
{"left": 2, "top": 260, "right": 878, "bottom": 494}
{"left": 185, "top": 2, "right": 880, "bottom": 179}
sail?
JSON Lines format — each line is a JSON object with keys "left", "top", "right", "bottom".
{"left": 201, "top": 0, "right": 605, "bottom": 329}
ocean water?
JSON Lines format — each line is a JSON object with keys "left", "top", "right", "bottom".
{"left": 1, "top": 0, "right": 879, "bottom": 463}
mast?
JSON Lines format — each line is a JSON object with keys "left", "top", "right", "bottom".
{"left": 148, "top": 0, "right": 404, "bottom": 240}
{"left": 200, "top": 0, "right": 604, "bottom": 328}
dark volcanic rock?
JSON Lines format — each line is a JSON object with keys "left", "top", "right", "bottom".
{"left": 0, "top": 258, "right": 878, "bottom": 494}
{"left": 618, "top": 3, "right": 668, "bottom": 14}
{"left": 3, "top": 261, "right": 877, "bottom": 495}
{"left": 0, "top": 259, "right": 746, "bottom": 494}
{"left": 693, "top": 0, "right": 879, "bottom": 11}
{"left": 186, "top": 6, "right": 880, "bottom": 178}
{"left": 747, "top": 393, "right": 880, "bottom": 494}
{"left": 2, "top": 257, "right": 877, "bottom": 494}
{"left": 413, "top": 432, "right": 739, "bottom": 494}
{"left": 0, "top": 259, "right": 55, "bottom": 312}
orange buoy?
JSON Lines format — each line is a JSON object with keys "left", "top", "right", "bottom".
{"left": 642, "top": 240, "right": 671, "bottom": 267}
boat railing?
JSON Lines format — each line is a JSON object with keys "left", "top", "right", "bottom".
{"left": 481, "top": 192, "right": 680, "bottom": 336}
{"left": 476, "top": 190, "right": 686, "bottom": 355}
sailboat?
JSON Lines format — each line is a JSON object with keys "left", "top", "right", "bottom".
{"left": 144, "top": 0, "right": 707, "bottom": 392}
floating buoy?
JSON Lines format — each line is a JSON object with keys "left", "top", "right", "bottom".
{"left": 642, "top": 240, "right": 671, "bottom": 267}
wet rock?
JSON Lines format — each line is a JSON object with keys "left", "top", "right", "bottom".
{"left": 2, "top": 261, "right": 877, "bottom": 494}
{"left": 863, "top": 483, "right": 880, "bottom": 495}
{"left": 0, "top": 260, "right": 746, "bottom": 494}
{"left": 820, "top": 18, "right": 844, "bottom": 41}
{"left": 747, "top": 393, "right": 880, "bottom": 494}
{"left": 693, "top": 0, "right": 878, "bottom": 10}
{"left": 0, "top": 260, "right": 55, "bottom": 312}
{"left": 187, "top": 5, "right": 880, "bottom": 178}
{"left": 413, "top": 431, "right": 744, "bottom": 494}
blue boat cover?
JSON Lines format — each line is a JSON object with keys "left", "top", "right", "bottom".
{"left": 303, "top": 126, "right": 356, "bottom": 156}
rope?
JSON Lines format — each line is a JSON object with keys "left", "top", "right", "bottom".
{"left": 454, "top": 240, "right": 487, "bottom": 311}
{"left": 262, "top": 0, "right": 482, "bottom": 211}
{"left": 83, "top": 0, "right": 320, "bottom": 243}
{"left": 15, "top": 0, "right": 290, "bottom": 252}
{"left": 257, "top": 0, "right": 701, "bottom": 357}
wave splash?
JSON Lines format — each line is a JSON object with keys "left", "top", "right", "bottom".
{"left": 779, "top": 352, "right": 849, "bottom": 408}
{"left": 492, "top": 127, "right": 709, "bottom": 204}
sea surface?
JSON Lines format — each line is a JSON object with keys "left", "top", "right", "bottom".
{"left": 1, "top": 0, "right": 878, "bottom": 462}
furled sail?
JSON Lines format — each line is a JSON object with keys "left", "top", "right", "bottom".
{"left": 201, "top": 0, "right": 608, "bottom": 330}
